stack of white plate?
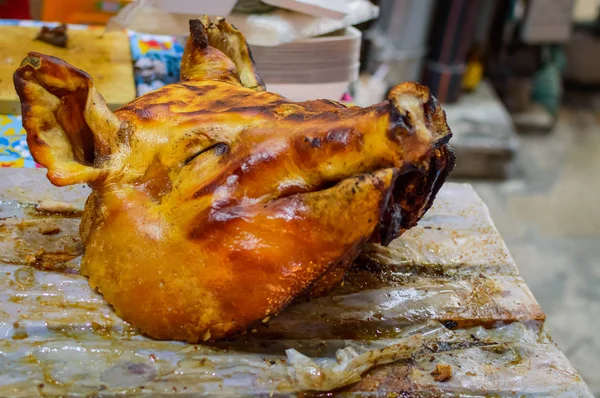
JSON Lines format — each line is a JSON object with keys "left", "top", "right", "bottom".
{"left": 249, "top": 27, "right": 361, "bottom": 100}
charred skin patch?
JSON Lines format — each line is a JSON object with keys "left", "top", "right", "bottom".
{"left": 372, "top": 144, "right": 456, "bottom": 245}
{"left": 136, "top": 158, "right": 173, "bottom": 201}
{"left": 180, "top": 83, "right": 217, "bottom": 96}
{"left": 189, "top": 19, "right": 209, "bottom": 49}
{"left": 389, "top": 108, "right": 415, "bottom": 141}
{"left": 294, "top": 126, "right": 365, "bottom": 171}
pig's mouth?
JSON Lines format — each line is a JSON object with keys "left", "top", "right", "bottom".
{"left": 373, "top": 144, "right": 455, "bottom": 246}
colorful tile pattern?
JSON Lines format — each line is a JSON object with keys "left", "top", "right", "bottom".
{"left": 0, "top": 115, "right": 39, "bottom": 168}
{"left": 129, "top": 31, "right": 185, "bottom": 96}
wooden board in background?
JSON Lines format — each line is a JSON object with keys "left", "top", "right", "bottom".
{"left": 0, "top": 25, "right": 136, "bottom": 114}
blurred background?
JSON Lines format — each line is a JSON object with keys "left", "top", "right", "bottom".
{"left": 0, "top": 0, "right": 598, "bottom": 393}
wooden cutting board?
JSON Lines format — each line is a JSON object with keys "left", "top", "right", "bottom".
{"left": 0, "top": 25, "right": 136, "bottom": 114}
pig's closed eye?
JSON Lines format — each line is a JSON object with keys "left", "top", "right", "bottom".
{"left": 184, "top": 142, "right": 229, "bottom": 165}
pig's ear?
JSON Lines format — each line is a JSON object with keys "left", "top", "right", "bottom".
{"left": 13, "top": 52, "right": 121, "bottom": 186}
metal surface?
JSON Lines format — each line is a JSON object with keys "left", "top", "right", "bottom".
{"left": 0, "top": 168, "right": 592, "bottom": 396}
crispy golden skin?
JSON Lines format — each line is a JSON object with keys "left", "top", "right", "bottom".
{"left": 13, "top": 17, "right": 454, "bottom": 342}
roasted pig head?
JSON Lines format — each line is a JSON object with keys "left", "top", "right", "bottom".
{"left": 13, "top": 17, "right": 455, "bottom": 342}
